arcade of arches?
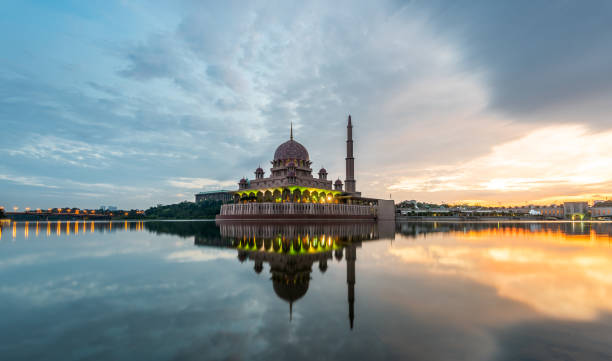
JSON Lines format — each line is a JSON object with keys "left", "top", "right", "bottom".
{"left": 234, "top": 187, "right": 342, "bottom": 204}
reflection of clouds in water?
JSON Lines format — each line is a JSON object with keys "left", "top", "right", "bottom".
{"left": 4, "top": 221, "right": 612, "bottom": 360}
{"left": 0, "top": 273, "right": 189, "bottom": 306}
{"left": 389, "top": 230, "right": 612, "bottom": 320}
{"left": 166, "top": 249, "right": 235, "bottom": 263}
{"left": 0, "top": 231, "right": 191, "bottom": 270}
{"left": 0, "top": 252, "right": 54, "bottom": 268}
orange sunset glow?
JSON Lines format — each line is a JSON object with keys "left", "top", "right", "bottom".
{"left": 391, "top": 225, "right": 612, "bottom": 320}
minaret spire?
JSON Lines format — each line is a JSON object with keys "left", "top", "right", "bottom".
{"left": 345, "top": 115, "right": 356, "bottom": 194}
{"left": 290, "top": 122, "right": 293, "bottom": 140}
{"left": 346, "top": 244, "right": 356, "bottom": 330}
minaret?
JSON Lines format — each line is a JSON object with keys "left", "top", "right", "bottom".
{"left": 345, "top": 115, "right": 356, "bottom": 194}
{"left": 346, "top": 244, "right": 356, "bottom": 330}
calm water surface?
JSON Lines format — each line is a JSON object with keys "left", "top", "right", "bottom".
{"left": 1, "top": 220, "right": 612, "bottom": 360}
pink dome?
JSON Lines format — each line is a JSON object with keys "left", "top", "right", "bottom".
{"left": 274, "top": 139, "right": 309, "bottom": 161}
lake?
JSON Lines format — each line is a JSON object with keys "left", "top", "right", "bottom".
{"left": 1, "top": 220, "right": 612, "bottom": 360}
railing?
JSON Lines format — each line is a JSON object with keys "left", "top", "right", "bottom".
{"left": 220, "top": 203, "right": 376, "bottom": 217}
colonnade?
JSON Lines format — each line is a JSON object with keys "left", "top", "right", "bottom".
{"left": 234, "top": 188, "right": 340, "bottom": 204}
{"left": 220, "top": 202, "right": 376, "bottom": 217}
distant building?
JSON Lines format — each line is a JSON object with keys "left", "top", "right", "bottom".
{"left": 195, "top": 190, "right": 233, "bottom": 204}
{"left": 591, "top": 201, "right": 612, "bottom": 218}
{"left": 538, "top": 205, "right": 564, "bottom": 218}
{"left": 563, "top": 202, "right": 588, "bottom": 219}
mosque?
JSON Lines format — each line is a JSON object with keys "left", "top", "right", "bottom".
{"left": 215, "top": 116, "right": 395, "bottom": 220}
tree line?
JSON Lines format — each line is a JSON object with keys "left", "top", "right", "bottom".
{"left": 143, "top": 200, "right": 222, "bottom": 219}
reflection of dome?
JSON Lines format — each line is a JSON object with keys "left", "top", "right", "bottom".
{"left": 319, "top": 259, "right": 328, "bottom": 273}
{"left": 273, "top": 279, "right": 309, "bottom": 303}
{"left": 237, "top": 252, "right": 247, "bottom": 263}
{"left": 274, "top": 139, "right": 309, "bottom": 161}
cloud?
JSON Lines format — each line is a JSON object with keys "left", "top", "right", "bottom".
{"left": 166, "top": 249, "right": 235, "bottom": 263}
{"left": 168, "top": 177, "right": 236, "bottom": 190}
{"left": 388, "top": 124, "right": 612, "bottom": 203}
{"left": 423, "top": 1, "right": 612, "bottom": 125}
{"left": 3, "top": 0, "right": 612, "bottom": 208}
{"left": 7, "top": 135, "right": 119, "bottom": 168}
{"left": 0, "top": 174, "right": 59, "bottom": 189}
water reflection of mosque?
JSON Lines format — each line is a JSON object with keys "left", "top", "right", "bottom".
{"left": 145, "top": 221, "right": 395, "bottom": 329}
{"left": 218, "top": 222, "right": 389, "bottom": 328}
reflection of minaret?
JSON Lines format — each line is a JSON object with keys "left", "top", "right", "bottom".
{"left": 345, "top": 115, "right": 356, "bottom": 194}
{"left": 346, "top": 244, "right": 356, "bottom": 329}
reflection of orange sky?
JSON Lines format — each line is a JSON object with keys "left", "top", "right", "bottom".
{"left": 390, "top": 227, "right": 612, "bottom": 320}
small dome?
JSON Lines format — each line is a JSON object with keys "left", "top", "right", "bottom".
{"left": 334, "top": 178, "right": 343, "bottom": 185}
{"left": 237, "top": 252, "right": 247, "bottom": 263}
{"left": 274, "top": 139, "right": 309, "bottom": 161}
{"left": 319, "top": 167, "right": 327, "bottom": 174}
{"left": 239, "top": 178, "right": 247, "bottom": 184}
{"left": 319, "top": 260, "right": 328, "bottom": 273}
{"left": 255, "top": 167, "right": 264, "bottom": 173}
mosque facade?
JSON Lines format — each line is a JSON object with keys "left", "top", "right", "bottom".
{"left": 214, "top": 115, "right": 395, "bottom": 220}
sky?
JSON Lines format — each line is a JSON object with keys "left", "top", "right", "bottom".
{"left": 1, "top": 0, "right": 612, "bottom": 210}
